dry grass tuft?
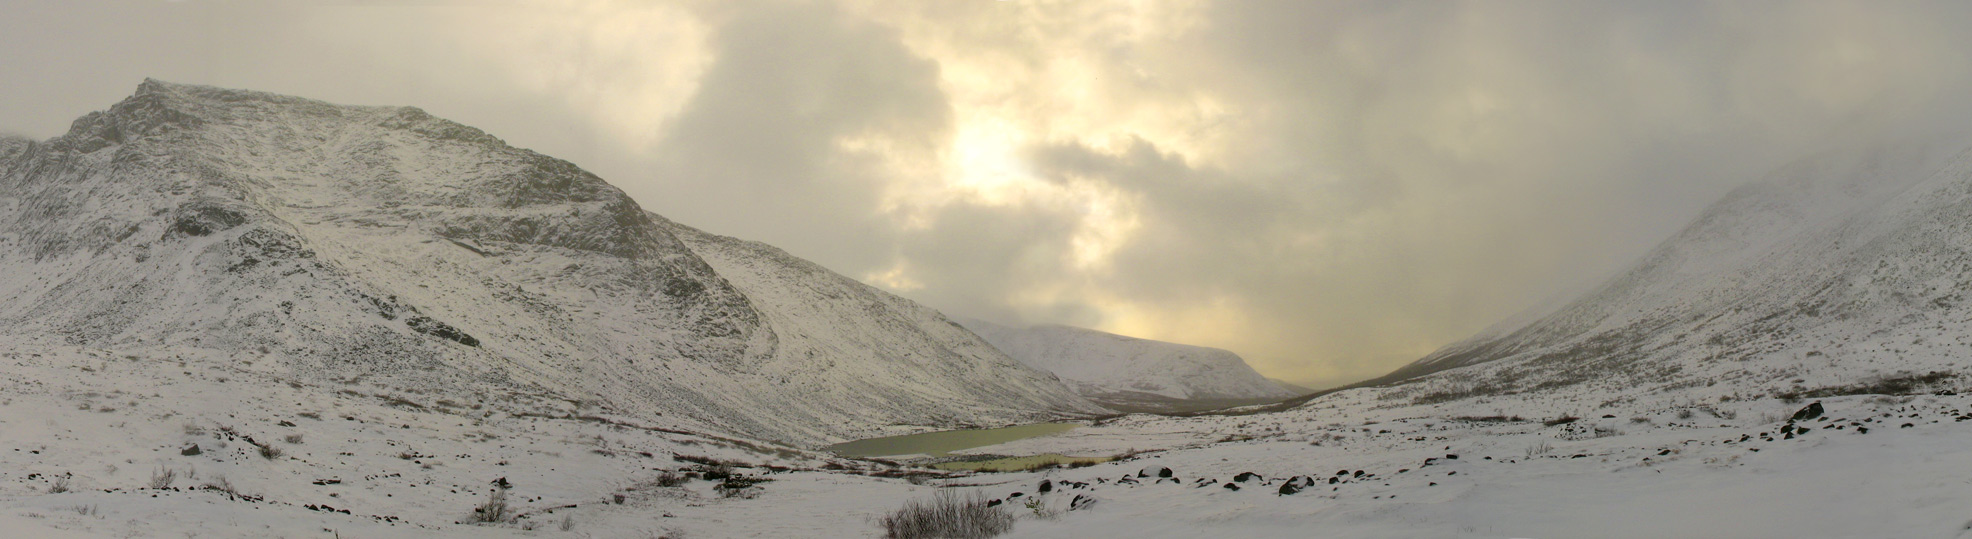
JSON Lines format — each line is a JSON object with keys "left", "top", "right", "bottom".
{"left": 879, "top": 490, "right": 1013, "bottom": 539}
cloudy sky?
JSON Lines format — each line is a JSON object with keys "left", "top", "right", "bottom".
{"left": 7, "top": 0, "right": 1972, "bottom": 387}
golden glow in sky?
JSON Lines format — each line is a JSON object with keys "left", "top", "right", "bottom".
{"left": 7, "top": 0, "right": 1972, "bottom": 388}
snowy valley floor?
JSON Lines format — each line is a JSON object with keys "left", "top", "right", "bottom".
{"left": 5, "top": 344, "right": 1972, "bottom": 538}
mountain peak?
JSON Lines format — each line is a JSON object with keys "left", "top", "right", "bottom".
{"left": 55, "top": 79, "right": 511, "bottom": 155}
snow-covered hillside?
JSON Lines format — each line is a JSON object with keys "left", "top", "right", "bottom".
{"left": 1377, "top": 134, "right": 1972, "bottom": 402}
{"left": 12, "top": 336, "right": 1972, "bottom": 538}
{"left": 957, "top": 319, "right": 1297, "bottom": 411}
{"left": 0, "top": 80, "right": 1100, "bottom": 447}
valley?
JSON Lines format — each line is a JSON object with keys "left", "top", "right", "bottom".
{"left": 5, "top": 80, "right": 1972, "bottom": 538}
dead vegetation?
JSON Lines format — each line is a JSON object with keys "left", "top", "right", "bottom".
{"left": 879, "top": 490, "right": 1013, "bottom": 539}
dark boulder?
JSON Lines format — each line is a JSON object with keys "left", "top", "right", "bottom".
{"left": 1791, "top": 402, "right": 1825, "bottom": 422}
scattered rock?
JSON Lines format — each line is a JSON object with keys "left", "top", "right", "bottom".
{"left": 1791, "top": 402, "right": 1825, "bottom": 422}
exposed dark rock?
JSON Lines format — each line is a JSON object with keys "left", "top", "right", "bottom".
{"left": 406, "top": 316, "right": 479, "bottom": 347}
{"left": 168, "top": 204, "right": 249, "bottom": 238}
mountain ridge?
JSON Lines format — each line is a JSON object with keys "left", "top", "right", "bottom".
{"left": 0, "top": 79, "right": 1102, "bottom": 446}
{"left": 1371, "top": 133, "right": 1972, "bottom": 403}
{"left": 956, "top": 318, "right": 1296, "bottom": 411}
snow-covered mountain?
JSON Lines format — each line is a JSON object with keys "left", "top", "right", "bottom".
{"left": 0, "top": 79, "right": 1102, "bottom": 446}
{"left": 1377, "top": 133, "right": 1972, "bottom": 400}
{"left": 956, "top": 319, "right": 1297, "bottom": 411}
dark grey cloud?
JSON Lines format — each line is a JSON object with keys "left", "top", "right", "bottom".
{"left": 893, "top": 202, "right": 1095, "bottom": 327}
{"left": 634, "top": 0, "right": 950, "bottom": 274}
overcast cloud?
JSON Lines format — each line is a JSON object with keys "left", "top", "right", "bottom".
{"left": 7, "top": 0, "right": 1972, "bottom": 387}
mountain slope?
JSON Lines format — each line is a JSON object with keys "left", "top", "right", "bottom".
{"left": 956, "top": 319, "right": 1296, "bottom": 411}
{"left": 1376, "top": 134, "right": 1972, "bottom": 401}
{"left": 0, "top": 79, "right": 1100, "bottom": 446}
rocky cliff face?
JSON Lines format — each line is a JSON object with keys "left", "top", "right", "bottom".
{"left": 0, "top": 80, "right": 1101, "bottom": 446}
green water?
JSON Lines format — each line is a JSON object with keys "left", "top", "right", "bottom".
{"left": 928, "top": 453, "right": 1114, "bottom": 472}
{"left": 825, "top": 423, "right": 1079, "bottom": 458}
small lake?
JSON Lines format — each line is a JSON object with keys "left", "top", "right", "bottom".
{"left": 928, "top": 453, "right": 1112, "bottom": 472}
{"left": 825, "top": 422, "right": 1079, "bottom": 458}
